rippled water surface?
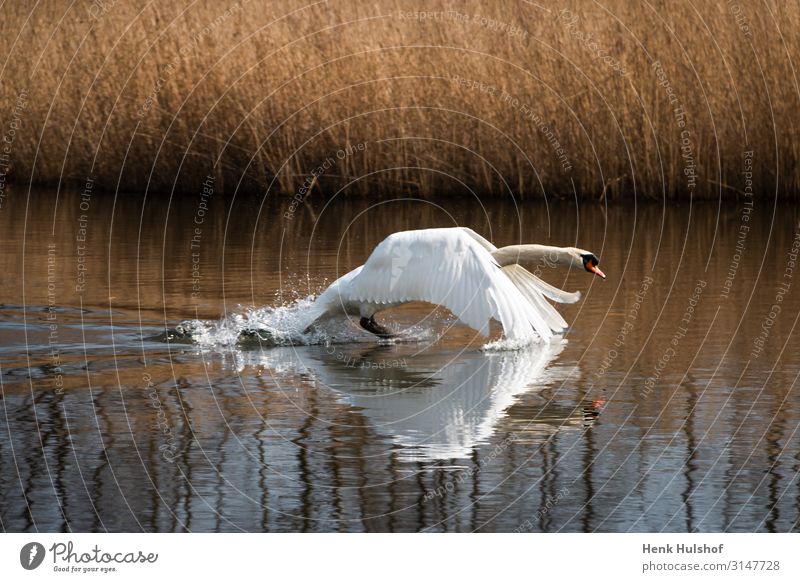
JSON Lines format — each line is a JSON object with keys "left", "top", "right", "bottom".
{"left": 1, "top": 189, "right": 799, "bottom": 532}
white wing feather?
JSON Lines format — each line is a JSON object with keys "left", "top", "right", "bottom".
{"left": 460, "top": 227, "right": 581, "bottom": 304}
{"left": 521, "top": 272, "right": 582, "bottom": 304}
{"left": 346, "top": 229, "right": 553, "bottom": 341}
{"left": 502, "top": 264, "right": 569, "bottom": 332}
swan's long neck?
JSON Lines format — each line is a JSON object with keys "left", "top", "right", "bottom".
{"left": 491, "top": 245, "right": 577, "bottom": 268}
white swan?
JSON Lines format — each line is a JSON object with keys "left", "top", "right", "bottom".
{"left": 302, "top": 227, "right": 605, "bottom": 342}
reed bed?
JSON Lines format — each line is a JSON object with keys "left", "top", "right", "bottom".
{"left": 1, "top": 0, "right": 798, "bottom": 200}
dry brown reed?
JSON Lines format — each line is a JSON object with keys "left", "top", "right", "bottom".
{"left": 1, "top": 0, "right": 798, "bottom": 200}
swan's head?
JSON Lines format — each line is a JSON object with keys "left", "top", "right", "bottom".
{"left": 570, "top": 248, "right": 605, "bottom": 279}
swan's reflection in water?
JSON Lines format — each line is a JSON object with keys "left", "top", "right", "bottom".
{"left": 237, "top": 340, "right": 586, "bottom": 463}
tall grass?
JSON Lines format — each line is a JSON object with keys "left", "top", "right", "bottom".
{"left": 1, "top": 0, "right": 798, "bottom": 200}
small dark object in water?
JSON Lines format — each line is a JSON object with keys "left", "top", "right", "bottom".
{"left": 238, "top": 328, "right": 288, "bottom": 347}
{"left": 146, "top": 326, "right": 194, "bottom": 344}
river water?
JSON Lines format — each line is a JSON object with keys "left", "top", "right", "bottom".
{"left": 1, "top": 187, "right": 799, "bottom": 532}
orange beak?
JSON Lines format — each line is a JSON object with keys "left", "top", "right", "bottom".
{"left": 587, "top": 263, "right": 606, "bottom": 279}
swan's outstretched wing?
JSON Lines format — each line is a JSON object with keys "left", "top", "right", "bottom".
{"left": 502, "top": 265, "right": 569, "bottom": 332}
{"left": 347, "top": 228, "right": 553, "bottom": 341}
{"left": 460, "top": 227, "right": 581, "bottom": 303}
{"left": 518, "top": 270, "right": 582, "bottom": 304}
{"left": 459, "top": 227, "right": 499, "bottom": 252}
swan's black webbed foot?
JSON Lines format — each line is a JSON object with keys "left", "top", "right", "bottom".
{"left": 359, "top": 316, "right": 395, "bottom": 338}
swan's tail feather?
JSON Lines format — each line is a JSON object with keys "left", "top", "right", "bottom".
{"left": 501, "top": 265, "right": 575, "bottom": 333}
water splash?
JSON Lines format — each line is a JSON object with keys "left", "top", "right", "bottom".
{"left": 153, "top": 296, "right": 438, "bottom": 349}
{"left": 481, "top": 335, "right": 559, "bottom": 352}
{"left": 159, "top": 297, "right": 340, "bottom": 347}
